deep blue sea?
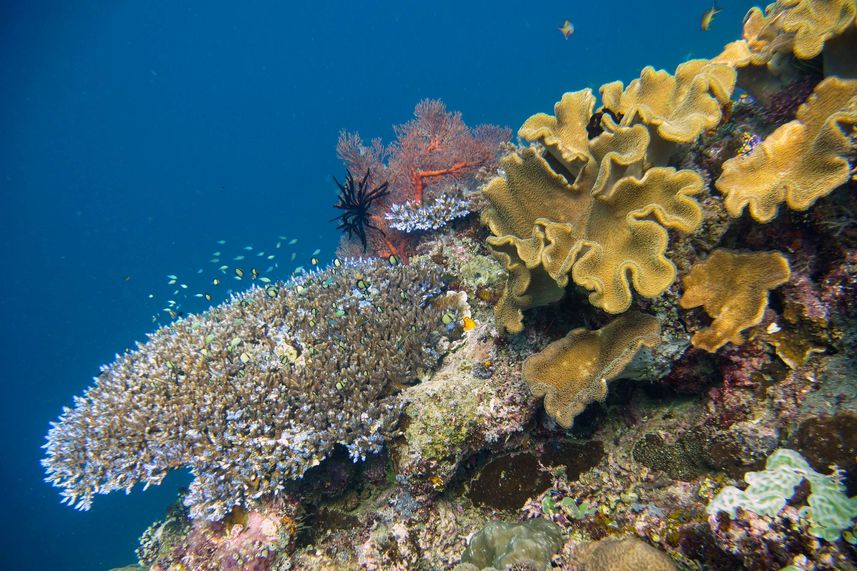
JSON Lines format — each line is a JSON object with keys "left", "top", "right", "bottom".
{"left": 0, "top": 1, "right": 754, "bottom": 568}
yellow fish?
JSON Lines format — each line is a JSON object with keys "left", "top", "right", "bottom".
{"left": 559, "top": 19, "right": 574, "bottom": 39}
{"left": 701, "top": 2, "right": 721, "bottom": 32}
{"left": 462, "top": 316, "right": 476, "bottom": 331}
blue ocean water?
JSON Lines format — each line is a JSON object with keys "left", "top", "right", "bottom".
{"left": 0, "top": 1, "right": 754, "bottom": 568}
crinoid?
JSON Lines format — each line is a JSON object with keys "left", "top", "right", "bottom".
{"left": 331, "top": 169, "right": 390, "bottom": 251}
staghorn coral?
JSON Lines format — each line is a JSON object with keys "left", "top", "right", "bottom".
{"left": 522, "top": 312, "right": 661, "bottom": 428}
{"left": 679, "top": 249, "right": 791, "bottom": 353}
{"left": 482, "top": 60, "right": 734, "bottom": 331}
{"left": 43, "top": 258, "right": 459, "bottom": 520}
{"left": 716, "top": 77, "right": 857, "bottom": 223}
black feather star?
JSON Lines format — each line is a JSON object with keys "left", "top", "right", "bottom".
{"left": 331, "top": 169, "right": 390, "bottom": 251}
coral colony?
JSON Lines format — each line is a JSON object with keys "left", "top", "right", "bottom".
{"left": 45, "top": 1, "right": 857, "bottom": 569}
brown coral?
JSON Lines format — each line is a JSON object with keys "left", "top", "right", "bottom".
{"left": 679, "top": 249, "right": 791, "bottom": 352}
{"left": 714, "top": 0, "right": 857, "bottom": 103}
{"left": 522, "top": 312, "right": 661, "bottom": 428}
{"left": 482, "top": 62, "right": 729, "bottom": 331}
{"left": 715, "top": 77, "right": 857, "bottom": 222}
{"left": 599, "top": 59, "right": 736, "bottom": 149}
{"left": 573, "top": 536, "right": 677, "bottom": 571}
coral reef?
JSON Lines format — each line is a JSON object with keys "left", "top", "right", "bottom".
{"left": 52, "top": 2, "right": 857, "bottom": 569}
{"left": 138, "top": 497, "right": 302, "bottom": 570}
{"left": 715, "top": 77, "right": 857, "bottom": 222}
{"left": 678, "top": 249, "right": 792, "bottom": 352}
{"left": 707, "top": 448, "right": 857, "bottom": 542}
{"left": 43, "top": 258, "right": 461, "bottom": 520}
{"left": 456, "top": 518, "right": 563, "bottom": 571}
{"left": 336, "top": 99, "right": 510, "bottom": 258}
{"left": 567, "top": 536, "right": 677, "bottom": 571}
{"left": 522, "top": 312, "right": 661, "bottom": 428}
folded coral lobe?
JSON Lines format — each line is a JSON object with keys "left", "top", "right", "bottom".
{"left": 522, "top": 312, "right": 661, "bottom": 428}
{"left": 42, "top": 259, "right": 454, "bottom": 520}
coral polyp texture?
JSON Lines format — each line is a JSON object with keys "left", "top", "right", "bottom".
{"left": 522, "top": 312, "right": 661, "bottom": 428}
{"left": 715, "top": 77, "right": 857, "bottom": 222}
{"left": 481, "top": 59, "right": 734, "bottom": 332}
{"left": 43, "top": 258, "right": 456, "bottom": 520}
{"left": 679, "top": 249, "right": 791, "bottom": 352}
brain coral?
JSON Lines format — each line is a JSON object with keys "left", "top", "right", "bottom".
{"left": 482, "top": 60, "right": 734, "bottom": 332}
{"left": 716, "top": 77, "right": 857, "bottom": 222}
{"left": 522, "top": 312, "right": 661, "bottom": 428}
{"left": 43, "top": 259, "right": 457, "bottom": 520}
{"left": 679, "top": 249, "right": 791, "bottom": 352}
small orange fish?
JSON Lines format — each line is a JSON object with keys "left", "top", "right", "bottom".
{"left": 559, "top": 20, "right": 574, "bottom": 39}
{"left": 462, "top": 316, "right": 476, "bottom": 331}
{"left": 701, "top": 1, "right": 722, "bottom": 32}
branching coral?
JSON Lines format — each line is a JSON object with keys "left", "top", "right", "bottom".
{"left": 522, "top": 312, "right": 661, "bottom": 428}
{"left": 715, "top": 77, "right": 857, "bottom": 222}
{"left": 385, "top": 193, "right": 471, "bottom": 233}
{"left": 679, "top": 249, "right": 791, "bottom": 352}
{"left": 43, "top": 259, "right": 458, "bottom": 520}
{"left": 482, "top": 61, "right": 734, "bottom": 332}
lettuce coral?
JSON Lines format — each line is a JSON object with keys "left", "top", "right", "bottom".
{"left": 481, "top": 60, "right": 734, "bottom": 332}
{"left": 707, "top": 448, "right": 857, "bottom": 542}
{"left": 679, "top": 249, "right": 791, "bottom": 352}
{"left": 43, "top": 259, "right": 458, "bottom": 520}
{"left": 715, "top": 77, "right": 857, "bottom": 222}
{"left": 522, "top": 312, "right": 661, "bottom": 428}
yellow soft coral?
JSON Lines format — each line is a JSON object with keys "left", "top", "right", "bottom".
{"left": 482, "top": 63, "right": 731, "bottom": 331}
{"left": 715, "top": 77, "right": 857, "bottom": 222}
{"left": 600, "top": 59, "right": 736, "bottom": 147}
{"left": 715, "top": 0, "right": 857, "bottom": 90}
{"left": 522, "top": 312, "right": 661, "bottom": 428}
{"left": 679, "top": 249, "right": 791, "bottom": 352}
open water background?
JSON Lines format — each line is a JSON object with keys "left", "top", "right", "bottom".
{"left": 0, "top": 1, "right": 753, "bottom": 568}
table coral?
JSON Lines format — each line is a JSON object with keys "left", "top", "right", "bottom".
{"left": 43, "top": 258, "right": 459, "bottom": 520}
{"left": 715, "top": 77, "right": 857, "bottom": 223}
{"left": 679, "top": 249, "right": 791, "bottom": 352}
{"left": 522, "top": 312, "right": 661, "bottom": 428}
